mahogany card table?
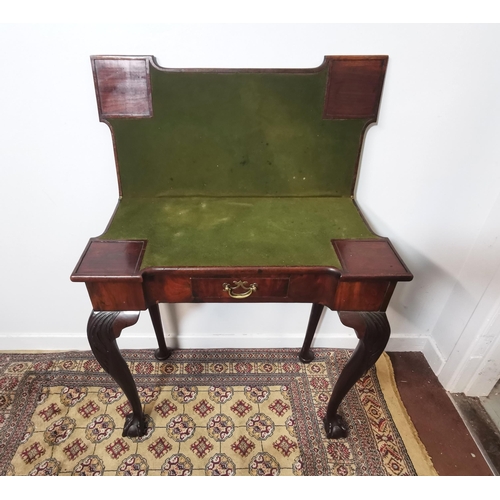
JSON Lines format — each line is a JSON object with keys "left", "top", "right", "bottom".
{"left": 71, "top": 55, "right": 412, "bottom": 439}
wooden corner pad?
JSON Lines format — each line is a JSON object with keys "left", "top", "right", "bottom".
{"left": 331, "top": 238, "right": 412, "bottom": 281}
{"left": 92, "top": 56, "right": 153, "bottom": 119}
{"left": 323, "top": 56, "right": 388, "bottom": 120}
{"left": 71, "top": 240, "right": 147, "bottom": 281}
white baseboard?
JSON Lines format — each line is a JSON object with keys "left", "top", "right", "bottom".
{"left": 0, "top": 332, "right": 431, "bottom": 353}
{"left": 422, "top": 336, "right": 446, "bottom": 374}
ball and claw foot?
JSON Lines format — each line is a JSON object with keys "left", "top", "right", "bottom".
{"left": 323, "top": 414, "right": 348, "bottom": 439}
{"left": 154, "top": 348, "right": 172, "bottom": 361}
{"left": 298, "top": 349, "right": 315, "bottom": 364}
{"left": 123, "top": 413, "right": 147, "bottom": 438}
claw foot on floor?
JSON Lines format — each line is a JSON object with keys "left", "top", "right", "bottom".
{"left": 122, "top": 412, "right": 147, "bottom": 438}
{"left": 323, "top": 414, "right": 348, "bottom": 439}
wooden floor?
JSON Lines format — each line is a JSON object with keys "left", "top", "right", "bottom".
{"left": 389, "top": 352, "right": 494, "bottom": 476}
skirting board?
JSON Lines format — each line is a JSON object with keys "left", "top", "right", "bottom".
{"left": 423, "top": 336, "right": 446, "bottom": 376}
{"left": 0, "top": 332, "right": 432, "bottom": 353}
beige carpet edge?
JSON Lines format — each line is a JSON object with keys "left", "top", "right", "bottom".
{"left": 376, "top": 353, "right": 438, "bottom": 476}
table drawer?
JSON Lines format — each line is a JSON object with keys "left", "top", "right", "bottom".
{"left": 191, "top": 277, "right": 289, "bottom": 300}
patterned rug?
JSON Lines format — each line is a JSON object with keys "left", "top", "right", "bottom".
{"left": 0, "top": 348, "right": 436, "bottom": 476}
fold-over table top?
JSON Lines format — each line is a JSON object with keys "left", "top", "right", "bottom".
{"left": 82, "top": 55, "right": 396, "bottom": 274}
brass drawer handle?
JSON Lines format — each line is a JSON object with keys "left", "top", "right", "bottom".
{"left": 222, "top": 281, "right": 258, "bottom": 299}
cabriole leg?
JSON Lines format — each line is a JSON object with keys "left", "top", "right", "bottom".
{"left": 324, "top": 311, "right": 390, "bottom": 439}
{"left": 149, "top": 303, "right": 171, "bottom": 361}
{"left": 87, "top": 310, "right": 146, "bottom": 438}
{"left": 299, "top": 303, "right": 324, "bottom": 363}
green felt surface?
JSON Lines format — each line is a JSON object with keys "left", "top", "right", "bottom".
{"left": 100, "top": 197, "right": 376, "bottom": 268}
{"left": 109, "top": 65, "right": 368, "bottom": 198}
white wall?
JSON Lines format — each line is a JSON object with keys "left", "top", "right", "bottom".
{"left": 1, "top": 24, "right": 499, "bottom": 389}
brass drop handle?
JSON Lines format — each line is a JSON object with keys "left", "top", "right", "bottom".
{"left": 222, "top": 280, "right": 258, "bottom": 299}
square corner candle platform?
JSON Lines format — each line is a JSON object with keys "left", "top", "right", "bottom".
{"left": 71, "top": 55, "right": 412, "bottom": 439}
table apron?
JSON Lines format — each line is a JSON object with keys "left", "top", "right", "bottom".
{"left": 85, "top": 271, "right": 397, "bottom": 312}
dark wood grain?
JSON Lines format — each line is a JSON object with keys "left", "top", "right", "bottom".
{"left": 323, "top": 56, "right": 388, "bottom": 120}
{"left": 85, "top": 281, "right": 146, "bottom": 311}
{"left": 71, "top": 240, "right": 146, "bottom": 281}
{"left": 92, "top": 56, "right": 153, "bottom": 119}
{"left": 323, "top": 311, "right": 391, "bottom": 438}
{"left": 192, "top": 277, "right": 289, "bottom": 300}
{"left": 87, "top": 311, "right": 146, "bottom": 437}
{"left": 72, "top": 239, "right": 148, "bottom": 310}
{"left": 299, "top": 303, "right": 325, "bottom": 363}
{"left": 149, "top": 303, "right": 171, "bottom": 361}
{"left": 332, "top": 238, "right": 413, "bottom": 280}
{"left": 142, "top": 267, "right": 342, "bottom": 309}
{"left": 332, "top": 281, "right": 392, "bottom": 311}
{"left": 75, "top": 250, "right": 407, "bottom": 312}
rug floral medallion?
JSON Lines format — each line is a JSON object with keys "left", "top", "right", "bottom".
{"left": 0, "top": 348, "right": 426, "bottom": 476}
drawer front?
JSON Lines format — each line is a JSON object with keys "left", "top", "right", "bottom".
{"left": 191, "top": 277, "right": 289, "bottom": 300}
